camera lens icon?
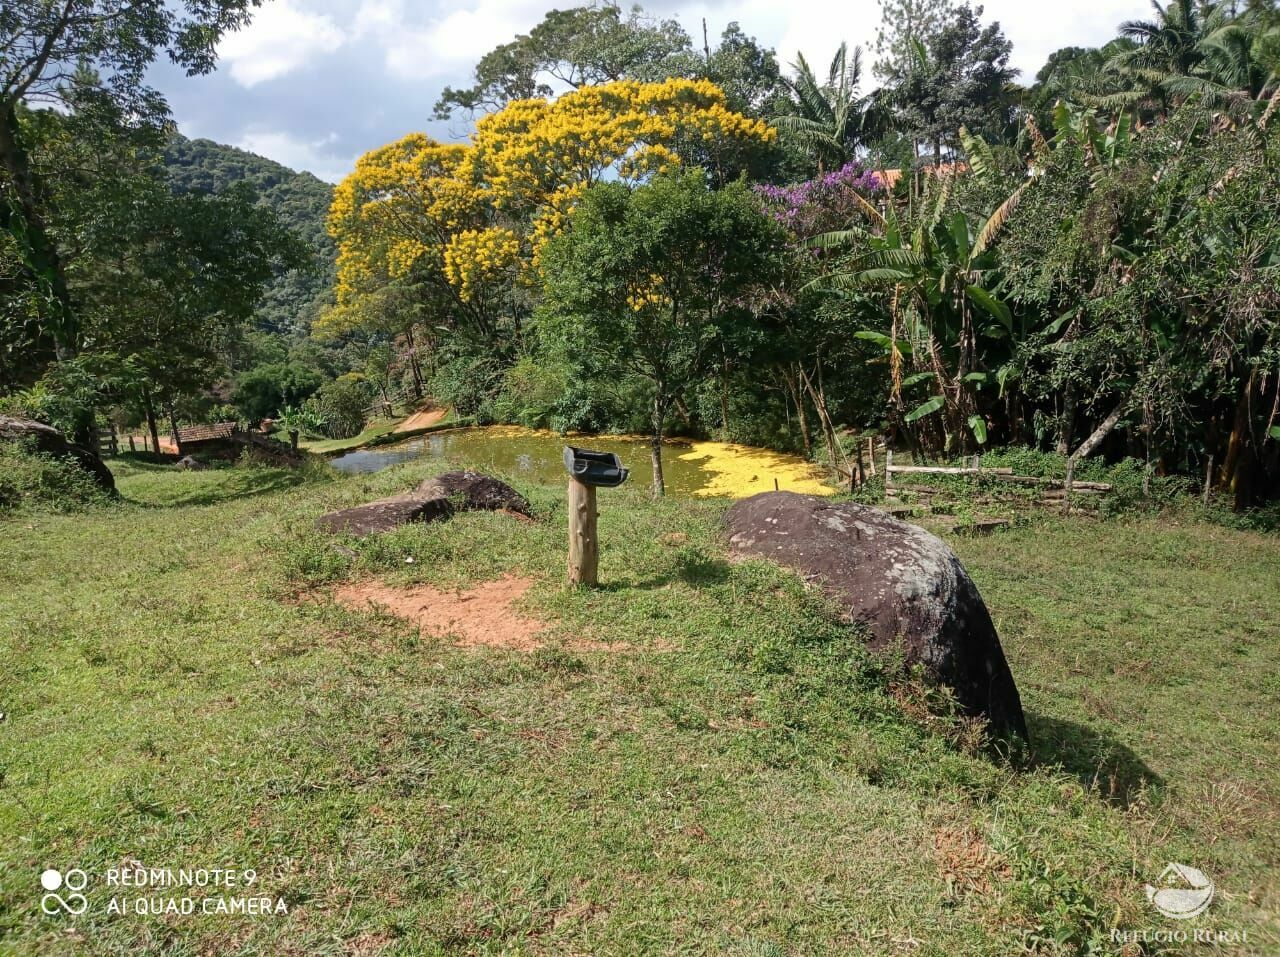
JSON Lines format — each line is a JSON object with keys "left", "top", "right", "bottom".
{"left": 40, "top": 868, "right": 88, "bottom": 915}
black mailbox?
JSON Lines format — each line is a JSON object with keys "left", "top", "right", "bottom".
{"left": 563, "top": 445, "right": 629, "bottom": 488}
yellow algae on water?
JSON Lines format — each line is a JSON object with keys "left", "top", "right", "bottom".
{"left": 677, "top": 441, "right": 836, "bottom": 498}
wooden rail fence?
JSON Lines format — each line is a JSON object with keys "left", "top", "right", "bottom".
{"left": 884, "top": 450, "right": 1112, "bottom": 511}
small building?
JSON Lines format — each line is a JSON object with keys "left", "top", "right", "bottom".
{"left": 175, "top": 421, "right": 240, "bottom": 459}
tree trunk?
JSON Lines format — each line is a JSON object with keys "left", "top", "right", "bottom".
{"left": 404, "top": 326, "right": 424, "bottom": 400}
{"left": 1063, "top": 392, "right": 1130, "bottom": 510}
{"left": 651, "top": 392, "right": 667, "bottom": 497}
{"left": 0, "top": 107, "right": 76, "bottom": 360}
{"left": 1056, "top": 380, "right": 1076, "bottom": 455}
{"left": 167, "top": 399, "right": 182, "bottom": 454}
{"left": 144, "top": 394, "right": 161, "bottom": 456}
{"left": 1221, "top": 370, "right": 1262, "bottom": 510}
{"left": 719, "top": 349, "right": 731, "bottom": 436}
{"left": 673, "top": 397, "right": 693, "bottom": 428}
{"left": 1071, "top": 395, "right": 1129, "bottom": 462}
{"left": 783, "top": 365, "right": 812, "bottom": 458}
{"left": 800, "top": 366, "right": 845, "bottom": 472}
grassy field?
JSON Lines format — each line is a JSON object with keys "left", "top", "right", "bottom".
{"left": 299, "top": 410, "right": 460, "bottom": 456}
{"left": 297, "top": 417, "right": 407, "bottom": 455}
{"left": 1, "top": 455, "right": 1277, "bottom": 955}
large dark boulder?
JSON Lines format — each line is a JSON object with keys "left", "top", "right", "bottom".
{"left": 0, "top": 416, "right": 116, "bottom": 494}
{"left": 317, "top": 470, "right": 530, "bottom": 537}
{"left": 724, "top": 492, "right": 1027, "bottom": 739}
{"left": 419, "top": 470, "right": 530, "bottom": 514}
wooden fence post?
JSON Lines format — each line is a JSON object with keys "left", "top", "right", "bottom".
{"left": 567, "top": 478, "right": 598, "bottom": 586}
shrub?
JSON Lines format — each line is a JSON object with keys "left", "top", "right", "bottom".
{"left": 313, "top": 374, "right": 372, "bottom": 439}
{"left": 0, "top": 440, "right": 113, "bottom": 514}
{"left": 491, "top": 357, "right": 566, "bottom": 429}
{"left": 430, "top": 355, "right": 505, "bottom": 421}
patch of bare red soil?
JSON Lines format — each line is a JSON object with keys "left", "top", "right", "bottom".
{"left": 334, "top": 574, "right": 546, "bottom": 649}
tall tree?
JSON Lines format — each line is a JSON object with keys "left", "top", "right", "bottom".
{"left": 773, "top": 43, "right": 875, "bottom": 172}
{"left": 874, "top": 0, "right": 955, "bottom": 78}
{"left": 880, "top": 3, "right": 1016, "bottom": 164}
{"left": 0, "top": 0, "right": 262, "bottom": 365}
{"left": 433, "top": 4, "right": 694, "bottom": 118}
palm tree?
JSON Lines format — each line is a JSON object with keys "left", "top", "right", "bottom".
{"left": 772, "top": 43, "right": 874, "bottom": 171}
{"left": 1094, "top": 0, "right": 1279, "bottom": 117}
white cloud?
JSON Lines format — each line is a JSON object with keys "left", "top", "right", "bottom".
{"left": 219, "top": 0, "right": 346, "bottom": 87}
{"left": 682, "top": 0, "right": 1152, "bottom": 83}
{"left": 197, "top": 0, "right": 1161, "bottom": 176}
{"left": 236, "top": 128, "right": 354, "bottom": 182}
{"left": 355, "top": 0, "right": 566, "bottom": 80}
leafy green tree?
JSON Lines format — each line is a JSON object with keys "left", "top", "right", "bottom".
{"left": 232, "top": 361, "right": 325, "bottom": 425}
{"left": 879, "top": 3, "right": 1016, "bottom": 163}
{"left": 702, "top": 22, "right": 789, "bottom": 117}
{"left": 433, "top": 4, "right": 693, "bottom": 118}
{"left": 874, "top": 0, "right": 955, "bottom": 77}
{"left": 313, "top": 373, "right": 372, "bottom": 439}
{"left": 0, "top": 0, "right": 261, "bottom": 360}
{"left": 541, "top": 170, "right": 786, "bottom": 495}
{"left": 164, "top": 135, "right": 335, "bottom": 335}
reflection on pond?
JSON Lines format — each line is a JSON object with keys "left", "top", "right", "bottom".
{"left": 329, "top": 426, "right": 835, "bottom": 499}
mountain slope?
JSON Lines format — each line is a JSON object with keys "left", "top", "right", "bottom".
{"left": 163, "top": 135, "right": 336, "bottom": 334}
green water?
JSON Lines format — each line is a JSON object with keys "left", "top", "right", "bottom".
{"left": 329, "top": 427, "right": 717, "bottom": 496}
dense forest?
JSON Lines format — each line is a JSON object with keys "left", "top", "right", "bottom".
{"left": 3, "top": 0, "right": 1279, "bottom": 508}
{"left": 163, "top": 135, "right": 336, "bottom": 336}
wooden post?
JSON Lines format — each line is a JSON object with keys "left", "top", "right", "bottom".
{"left": 289, "top": 429, "right": 299, "bottom": 452}
{"left": 1063, "top": 455, "right": 1076, "bottom": 514}
{"left": 567, "top": 479, "right": 598, "bottom": 586}
{"left": 885, "top": 449, "right": 894, "bottom": 495}
{"left": 128, "top": 434, "right": 136, "bottom": 453}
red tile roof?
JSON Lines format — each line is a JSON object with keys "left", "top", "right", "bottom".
{"left": 177, "top": 421, "right": 237, "bottom": 443}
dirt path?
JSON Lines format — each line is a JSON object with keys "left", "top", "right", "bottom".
{"left": 395, "top": 408, "right": 448, "bottom": 433}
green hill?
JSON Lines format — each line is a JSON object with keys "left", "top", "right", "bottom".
{"left": 163, "top": 134, "right": 336, "bottom": 335}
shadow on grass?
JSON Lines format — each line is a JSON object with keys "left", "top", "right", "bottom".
{"left": 1027, "top": 711, "right": 1161, "bottom": 807}
{"left": 111, "top": 452, "right": 178, "bottom": 469}
{"left": 123, "top": 467, "right": 308, "bottom": 508}
{"left": 602, "top": 552, "right": 735, "bottom": 591}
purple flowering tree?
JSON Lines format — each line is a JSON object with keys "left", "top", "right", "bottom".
{"left": 756, "top": 162, "right": 884, "bottom": 239}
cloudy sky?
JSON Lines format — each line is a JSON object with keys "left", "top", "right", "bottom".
{"left": 149, "top": 0, "right": 1151, "bottom": 183}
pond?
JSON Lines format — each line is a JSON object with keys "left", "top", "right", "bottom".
{"left": 328, "top": 426, "right": 836, "bottom": 499}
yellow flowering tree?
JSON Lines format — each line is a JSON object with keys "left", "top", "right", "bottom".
{"left": 324, "top": 79, "right": 776, "bottom": 357}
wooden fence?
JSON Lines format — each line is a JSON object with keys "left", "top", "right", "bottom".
{"left": 94, "top": 424, "right": 118, "bottom": 457}
{"left": 884, "top": 450, "right": 1112, "bottom": 511}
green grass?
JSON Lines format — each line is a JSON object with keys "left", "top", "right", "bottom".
{"left": 1, "top": 456, "right": 1277, "bottom": 955}
{"left": 297, "top": 416, "right": 405, "bottom": 454}
{"left": 299, "top": 410, "right": 461, "bottom": 456}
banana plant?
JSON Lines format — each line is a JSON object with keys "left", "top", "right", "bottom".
{"left": 809, "top": 168, "right": 1018, "bottom": 453}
